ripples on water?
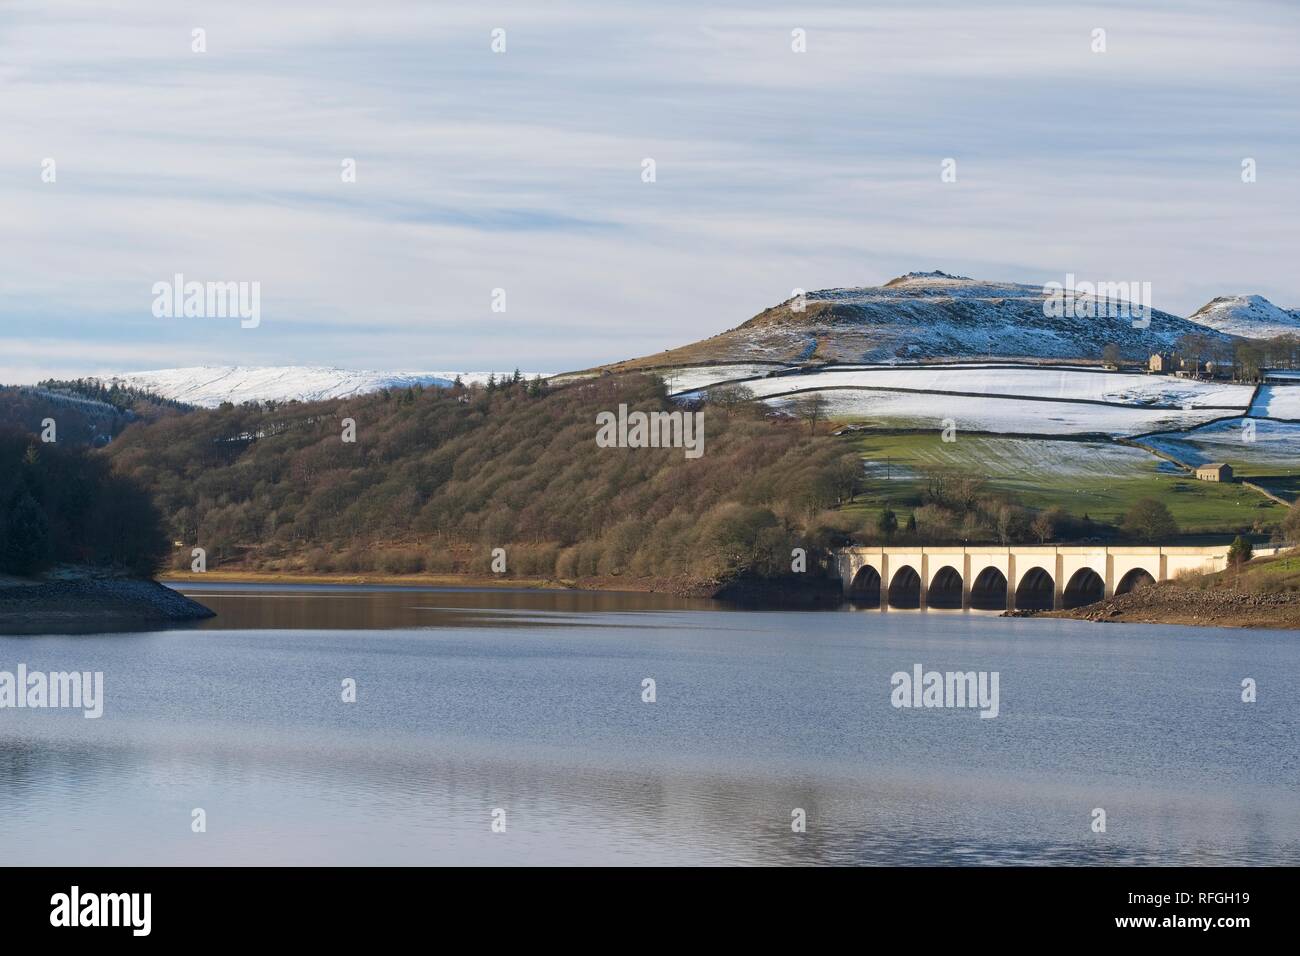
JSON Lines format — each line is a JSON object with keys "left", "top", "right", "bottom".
{"left": 1, "top": 584, "right": 1297, "bottom": 865}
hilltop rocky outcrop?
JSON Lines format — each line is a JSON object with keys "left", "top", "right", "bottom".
{"left": 1187, "top": 294, "right": 1300, "bottom": 340}
{"left": 599, "top": 272, "right": 1236, "bottom": 371}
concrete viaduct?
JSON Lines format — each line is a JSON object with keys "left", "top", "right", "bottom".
{"left": 832, "top": 544, "right": 1263, "bottom": 611}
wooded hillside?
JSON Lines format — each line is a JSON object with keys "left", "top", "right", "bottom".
{"left": 104, "top": 374, "right": 864, "bottom": 585}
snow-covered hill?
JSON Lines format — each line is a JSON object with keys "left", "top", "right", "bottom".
{"left": 1187, "top": 295, "right": 1300, "bottom": 339}
{"left": 104, "top": 366, "right": 545, "bottom": 408}
{"left": 601, "top": 272, "right": 1235, "bottom": 371}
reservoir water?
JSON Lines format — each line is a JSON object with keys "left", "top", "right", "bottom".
{"left": 2, "top": 583, "right": 1297, "bottom": 865}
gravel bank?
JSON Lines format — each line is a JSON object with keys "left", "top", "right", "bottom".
{"left": 0, "top": 577, "right": 215, "bottom": 635}
{"left": 1044, "top": 583, "right": 1300, "bottom": 629}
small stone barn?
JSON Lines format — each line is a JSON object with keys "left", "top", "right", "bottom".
{"left": 1195, "top": 462, "right": 1232, "bottom": 482}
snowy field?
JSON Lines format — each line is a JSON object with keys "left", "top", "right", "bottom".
{"left": 1249, "top": 385, "right": 1300, "bottom": 420}
{"left": 880, "top": 436, "right": 1171, "bottom": 480}
{"left": 764, "top": 389, "right": 1230, "bottom": 436}
{"left": 663, "top": 364, "right": 791, "bottom": 392}
{"left": 1141, "top": 418, "right": 1300, "bottom": 467}
{"left": 663, "top": 364, "right": 1257, "bottom": 437}
{"left": 734, "top": 366, "right": 1253, "bottom": 408}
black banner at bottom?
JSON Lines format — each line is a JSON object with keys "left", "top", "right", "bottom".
{"left": 0, "top": 866, "right": 1284, "bottom": 941}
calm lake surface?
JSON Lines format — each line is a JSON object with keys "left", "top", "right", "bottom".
{"left": 2, "top": 583, "right": 1298, "bottom": 866}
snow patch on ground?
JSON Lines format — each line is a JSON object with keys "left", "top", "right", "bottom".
{"left": 1248, "top": 385, "right": 1300, "bottom": 420}
{"left": 738, "top": 366, "right": 1253, "bottom": 409}
{"left": 1141, "top": 418, "right": 1300, "bottom": 467}
{"left": 663, "top": 364, "right": 793, "bottom": 392}
{"left": 892, "top": 437, "right": 1165, "bottom": 480}
{"left": 764, "top": 389, "right": 1226, "bottom": 436}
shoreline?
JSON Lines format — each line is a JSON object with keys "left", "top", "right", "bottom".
{"left": 164, "top": 571, "right": 1300, "bottom": 628}
{"left": 161, "top": 569, "right": 848, "bottom": 606}
{"left": 8, "top": 570, "right": 1298, "bottom": 633}
{"left": 161, "top": 569, "right": 685, "bottom": 594}
{"left": 0, "top": 577, "right": 216, "bottom": 635}
{"left": 1043, "top": 583, "right": 1300, "bottom": 629}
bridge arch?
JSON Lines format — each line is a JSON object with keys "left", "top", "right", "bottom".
{"left": 1115, "top": 567, "right": 1156, "bottom": 595}
{"left": 1062, "top": 567, "right": 1105, "bottom": 609}
{"left": 928, "top": 565, "right": 963, "bottom": 609}
{"left": 887, "top": 565, "right": 921, "bottom": 609}
{"left": 970, "top": 566, "right": 1008, "bottom": 610}
{"left": 848, "top": 565, "right": 881, "bottom": 606}
{"left": 1014, "top": 566, "right": 1055, "bottom": 611}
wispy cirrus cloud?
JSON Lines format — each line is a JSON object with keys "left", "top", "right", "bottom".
{"left": 2, "top": 0, "right": 1298, "bottom": 382}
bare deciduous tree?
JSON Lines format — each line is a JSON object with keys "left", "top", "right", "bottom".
{"left": 792, "top": 394, "right": 829, "bottom": 437}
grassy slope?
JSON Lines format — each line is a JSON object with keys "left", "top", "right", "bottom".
{"left": 837, "top": 431, "right": 1289, "bottom": 535}
{"left": 1048, "top": 548, "right": 1300, "bottom": 628}
{"left": 1221, "top": 550, "right": 1300, "bottom": 591}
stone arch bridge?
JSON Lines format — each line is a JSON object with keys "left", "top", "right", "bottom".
{"left": 833, "top": 545, "right": 1257, "bottom": 611}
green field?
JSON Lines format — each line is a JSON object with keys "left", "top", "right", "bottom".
{"left": 1247, "top": 475, "right": 1300, "bottom": 502}
{"left": 840, "top": 432, "right": 1290, "bottom": 535}
{"left": 1204, "top": 549, "right": 1300, "bottom": 594}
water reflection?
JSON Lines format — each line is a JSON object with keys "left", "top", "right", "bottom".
{"left": 182, "top": 583, "right": 722, "bottom": 630}
{"left": 0, "top": 584, "right": 1297, "bottom": 865}
{"left": 3, "top": 722, "right": 1289, "bottom": 866}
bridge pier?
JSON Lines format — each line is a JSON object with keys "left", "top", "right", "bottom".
{"left": 961, "top": 552, "right": 971, "bottom": 611}
{"left": 1005, "top": 552, "right": 1016, "bottom": 612}
{"left": 1053, "top": 552, "right": 1064, "bottom": 611}
{"left": 918, "top": 553, "right": 928, "bottom": 610}
{"left": 879, "top": 552, "right": 889, "bottom": 613}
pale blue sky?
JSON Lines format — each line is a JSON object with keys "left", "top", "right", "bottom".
{"left": 2, "top": 0, "right": 1298, "bottom": 382}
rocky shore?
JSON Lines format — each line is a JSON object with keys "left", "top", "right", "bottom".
{"left": 1045, "top": 583, "right": 1300, "bottom": 629}
{"left": 0, "top": 575, "right": 215, "bottom": 635}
